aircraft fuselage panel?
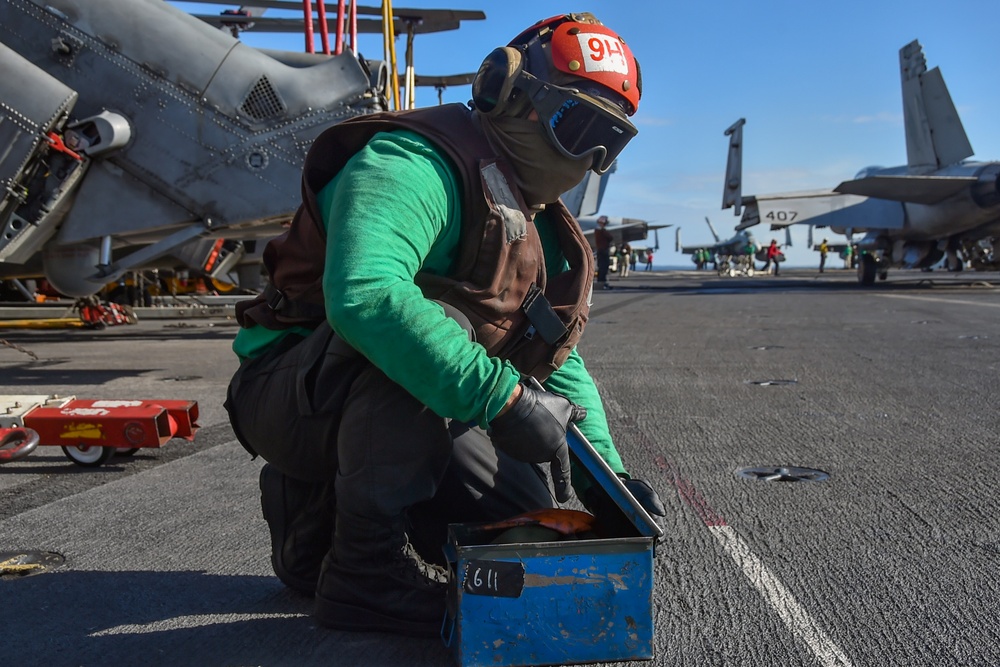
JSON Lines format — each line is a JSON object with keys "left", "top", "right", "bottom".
{"left": 897, "top": 195, "right": 1000, "bottom": 243}
{"left": 4, "top": 0, "right": 379, "bottom": 236}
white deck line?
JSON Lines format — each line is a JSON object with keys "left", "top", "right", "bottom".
{"left": 710, "top": 525, "right": 854, "bottom": 667}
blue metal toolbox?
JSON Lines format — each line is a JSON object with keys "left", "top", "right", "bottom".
{"left": 442, "top": 424, "right": 664, "bottom": 666}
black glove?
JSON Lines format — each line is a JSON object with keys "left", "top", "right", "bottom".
{"left": 488, "top": 382, "right": 587, "bottom": 503}
{"left": 622, "top": 477, "right": 667, "bottom": 517}
{"left": 583, "top": 476, "right": 667, "bottom": 525}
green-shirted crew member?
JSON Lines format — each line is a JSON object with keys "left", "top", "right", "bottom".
{"left": 225, "top": 12, "right": 667, "bottom": 638}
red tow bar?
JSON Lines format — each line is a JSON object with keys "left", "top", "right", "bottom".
{"left": 0, "top": 427, "right": 40, "bottom": 463}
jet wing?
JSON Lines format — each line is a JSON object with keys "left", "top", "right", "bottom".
{"left": 677, "top": 242, "right": 749, "bottom": 257}
{"left": 737, "top": 190, "right": 904, "bottom": 233}
{"left": 580, "top": 219, "right": 649, "bottom": 250}
{"left": 739, "top": 189, "right": 845, "bottom": 227}
{"left": 675, "top": 234, "right": 745, "bottom": 256}
{"left": 676, "top": 242, "right": 713, "bottom": 256}
{"left": 833, "top": 174, "right": 976, "bottom": 204}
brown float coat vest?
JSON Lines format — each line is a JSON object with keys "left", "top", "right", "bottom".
{"left": 236, "top": 104, "right": 594, "bottom": 380}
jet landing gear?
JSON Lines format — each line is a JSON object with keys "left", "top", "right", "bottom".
{"left": 717, "top": 255, "right": 754, "bottom": 277}
{"left": 857, "top": 253, "right": 888, "bottom": 286}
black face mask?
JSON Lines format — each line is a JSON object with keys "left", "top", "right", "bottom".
{"left": 478, "top": 113, "right": 591, "bottom": 209}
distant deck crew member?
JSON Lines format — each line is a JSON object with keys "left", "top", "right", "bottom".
{"left": 767, "top": 239, "right": 781, "bottom": 275}
{"left": 595, "top": 215, "right": 613, "bottom": 288}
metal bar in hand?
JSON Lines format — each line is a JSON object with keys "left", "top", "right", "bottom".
{"left": 527, "top": 377, "right": 664, "bottom": 538}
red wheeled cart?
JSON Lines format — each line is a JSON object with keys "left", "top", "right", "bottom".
{"left": 0, "top": 395, "right": 199, "bottom": 467}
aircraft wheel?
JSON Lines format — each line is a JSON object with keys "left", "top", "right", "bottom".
{"left": 116, "top": 447, "right": 140, "bottom": 457}
{"left": 858, "top": 254, "right": 877, "bottom": 286}
{"left": 61, "top": 444, "right": 115, "bottom": 467}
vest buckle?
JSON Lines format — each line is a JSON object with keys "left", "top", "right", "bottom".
{"left": 264, "top": 284, "right": 286, "bottom": 312}
{"left": 520, "top": 284, "right": 569, "bottom": 345}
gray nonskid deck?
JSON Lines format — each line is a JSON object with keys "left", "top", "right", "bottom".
{"left": 2, "top": 268, "right": 999, "bottom": 666}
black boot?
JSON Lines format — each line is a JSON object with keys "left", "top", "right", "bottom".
{"left": 313, "top": 513, "right": 449, "bottom": 637}
{"left": 259, "top": 464, "right": 336, "bottom": 595}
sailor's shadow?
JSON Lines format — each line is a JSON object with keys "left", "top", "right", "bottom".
{"left": 4, "top": 569, "right": 452, "bottom": 666}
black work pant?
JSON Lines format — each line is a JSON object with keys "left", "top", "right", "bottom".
{"left": 225, "top": 322, "right": 555, "bottom": 554}
{"left": 596, "top": 249, "right": 611, "bottom": 283}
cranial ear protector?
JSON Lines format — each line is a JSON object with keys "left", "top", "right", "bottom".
{"left": 471, "top": 46, "right": 524, "bottom": 116}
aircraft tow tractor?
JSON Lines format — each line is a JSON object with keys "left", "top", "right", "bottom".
{"left": 0, "top": 395, "right": 199, "bottom": 467}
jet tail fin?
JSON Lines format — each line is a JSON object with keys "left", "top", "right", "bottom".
{"left": 589, "top": 160, "right": 615, "bottom": 215}
{"left": 900, "top": 40, "right": 973, "bottom": 168}
{"left": 705, "top": 217, "right": 721, "bottom": 243}
{"left": 561, "top": 172, "right": 591, "bottom": 218}
{"left": 561, "top": 160, "right": 616, "bottom": 218}
{"left": 722, "top": 118, "right": 746, "bottom": 215}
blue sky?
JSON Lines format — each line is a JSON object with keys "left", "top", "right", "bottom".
{"left": 174, "top": 1, "right": 1000, "bottom": 267}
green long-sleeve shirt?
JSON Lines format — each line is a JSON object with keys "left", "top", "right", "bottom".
{"left": 233, "top": 129, "right": 624, "bottom": 474}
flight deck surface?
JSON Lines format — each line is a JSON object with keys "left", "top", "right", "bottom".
{"left": 2, "top": 268, "right": 998, "bottom": 666}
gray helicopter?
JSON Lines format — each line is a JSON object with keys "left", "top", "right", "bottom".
{"left": 0, "top": 0, "right": 481, "bottom": 297}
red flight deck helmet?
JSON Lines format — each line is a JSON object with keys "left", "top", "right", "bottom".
{"left": 471, "top": 12, "right": 641, "bottom": 174}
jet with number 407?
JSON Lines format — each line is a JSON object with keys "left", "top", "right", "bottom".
{"left": 721, "top": 40, "right": 1000, "bottom": 285}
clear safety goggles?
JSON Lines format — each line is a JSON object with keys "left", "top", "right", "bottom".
{"left": 516, "top": 69, "right": 637, "bottom": 174}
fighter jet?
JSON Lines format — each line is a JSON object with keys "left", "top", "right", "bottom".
{"left": 0, "top": 0, "right": 481, "bottom": 298}
{"left": 675, "top": 217, "right": 764, "bottom": 276}
{"left": 579, "top": 213, "right": 665, "bottom": 250}
{"left": 722, "top": 40, "right": 1000, "bottom": 285}
{"left": 563, "top": 163, "right": 669, "bottom": 253}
